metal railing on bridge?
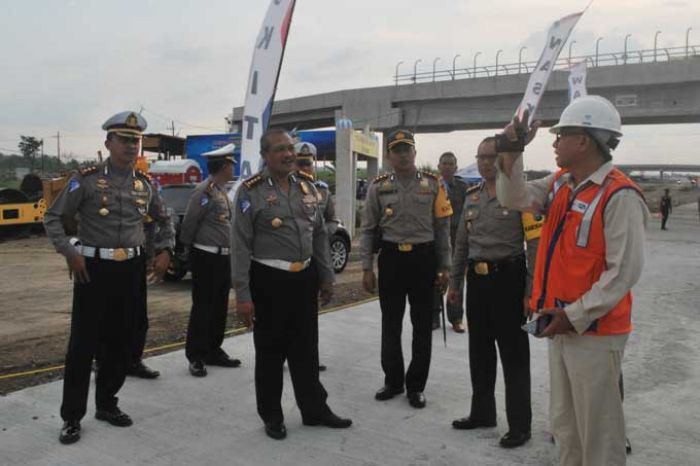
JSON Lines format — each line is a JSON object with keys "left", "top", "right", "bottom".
{"left": 394, "top": 43, "right": 700, "bottom": 85}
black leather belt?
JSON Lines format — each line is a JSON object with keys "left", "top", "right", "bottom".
{"left": 380, "top": 241, "right": 434, "bottom": 253}
{"left": 468, "top": 254, "right": 525, "bottom": 275}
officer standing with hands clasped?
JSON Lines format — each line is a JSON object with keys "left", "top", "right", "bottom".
{"left": 233, "top": 128, "right": 352, "bottom": 440}
{"left": 44, "top": 111, "right": 174, "bottom": 445}
{"left": 295, "top": 141, "right": 340, "bottom": 372}
{"left": 447, "top": 136, "right": 537, "bottom": 448}
{"left": 180, "top": 149, "right": 241, "bottom": 377}
{"left": 361, "top": 129, "right": 453, "bottom": 409}
{"left": 496, "top": 97, "right": 648, "bottom": 465}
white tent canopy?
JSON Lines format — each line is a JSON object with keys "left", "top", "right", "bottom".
{"left": 455, "top": 163, "right": 482, "bottom": 182}
{"left": 201, "top": 143, "right": 236, "bottom": 157}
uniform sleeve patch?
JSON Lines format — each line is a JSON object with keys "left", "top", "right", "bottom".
{"left": 200, "top": 196, "right": 209, "bottom": 206}
{"left": 239, "top": 199, "right": 251, "bottom": 213}
{"left": 68, "top": 179, "right": 80, "bottom": 193}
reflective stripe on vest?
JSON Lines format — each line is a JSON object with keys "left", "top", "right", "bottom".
{"left": 576, "top": 178, "right": 611, "bottom": 248}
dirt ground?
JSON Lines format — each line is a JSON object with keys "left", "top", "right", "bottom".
{"left": 0, "top": 235, "right": 373, "bottom": 395}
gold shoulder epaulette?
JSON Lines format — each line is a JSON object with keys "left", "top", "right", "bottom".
{"left": 205, "top": 181, "right": 216, "bottom": 193}
{"left": 79, "top": 166, "right": 98, "bottom": 176}
{"left": 466, "top": 184, "right": 480, "bottom": 194}
{"left": 372, "top": 173, "right": 390, "bottom": 184}
{"left": 420, "top": 170, "right": 438, "bottom": 180}
{"left": 243, "top": 174, "right": 263, "bottom": 190}
{"left": 135, "top": 169, "right": 152, "bottom": 182}
{"left": 296, "top": 170, "right": 314, "bottom": 182}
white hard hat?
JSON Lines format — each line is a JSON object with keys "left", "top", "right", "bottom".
{"left": 550, "top": 95, "right": 622, "bottom": 137}
{"left": 294, "top": 141, "right": 317, "bottom": 158}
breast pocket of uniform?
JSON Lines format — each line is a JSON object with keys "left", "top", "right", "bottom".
{"left": 463, "top": 206, "right": 480, "bottom": 232}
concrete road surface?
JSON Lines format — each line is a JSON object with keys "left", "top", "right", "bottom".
{"left": 1, "top": 203, "right": 699, "bottom": 465}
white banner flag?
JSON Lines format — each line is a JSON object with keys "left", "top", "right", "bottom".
{"left": 239, "top": 0, "right": 297, "bottom": 180}
{"left": 516, "top": 11, "right": 585, "bottom": 125}
{"left": 568, "top": 61, "right": 588, "bottom": 102}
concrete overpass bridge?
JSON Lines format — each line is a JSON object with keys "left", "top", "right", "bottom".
{"left": 232, "top": 45, "right": 700, "bottom": 135}
{"left": 231, "top": 45, "right": 700, "bottom": 236}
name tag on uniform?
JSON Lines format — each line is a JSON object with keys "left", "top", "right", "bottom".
{"left": 571, "top": 200, "right": 589, "bottom": 214}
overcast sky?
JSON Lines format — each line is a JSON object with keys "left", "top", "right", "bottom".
{"left": 0, "top": 0, "right": 698, "bottom": 170}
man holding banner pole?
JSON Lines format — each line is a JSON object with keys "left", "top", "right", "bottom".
{"left": 495, "top": 97, "right": 648, "bottom": 465}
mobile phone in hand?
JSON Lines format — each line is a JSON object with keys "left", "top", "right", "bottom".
{"left": 521, "top": 314, "right": 553, "bottom": 336}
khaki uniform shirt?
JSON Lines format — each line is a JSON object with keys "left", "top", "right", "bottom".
{"left": 450, "top": 182, "right": 535, "bottom": 291}
{"left": 44, "top": 159, "right": 175, "bottom": 258}
{"left": 359, "top": 170, "right": 453, "bottom": 271}
{"left": 232, "top": 169, "right": 334, "bottom": 303}
{"left": 180, "top": 177, "right": 232, "bottom": 248}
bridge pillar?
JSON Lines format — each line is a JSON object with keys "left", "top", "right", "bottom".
{"left": 335, "top": 125, "right": 356, "bottom": 237}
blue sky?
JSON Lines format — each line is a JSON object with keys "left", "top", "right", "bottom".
{"left": 0, "top": 0, "right": 698, "bottom": 170}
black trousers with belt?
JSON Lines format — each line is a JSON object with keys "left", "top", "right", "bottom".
{"left": 378, "top": 243, "right": 437, "bottom": 393}
{"left": 60, "top": 254, "right": 144, "bottom": 422}
{"left": 465, "top": 256, "right": 531, "bottom": 432}
{"left": 186, "top": 248, "right": 231, "bottom": 362}
{"left": 250, "top": 261, "right": 329, "bottom": 424}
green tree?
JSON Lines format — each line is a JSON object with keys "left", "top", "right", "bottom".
{"left": 18, "top": 136, "right": 42, "bottom": 170}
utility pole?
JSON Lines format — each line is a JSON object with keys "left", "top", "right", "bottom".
{"left": 52, "top": 131, "right": 61, "bottom": 162}
{"left": 167, "top": 121, "right": 176, "bottom": 136}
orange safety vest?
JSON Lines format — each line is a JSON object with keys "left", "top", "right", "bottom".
{"left": 529, "top": 168, "right": 643, "bottom": 335}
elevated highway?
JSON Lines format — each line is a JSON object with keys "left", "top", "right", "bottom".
{"left": 232, "top": 56, "right": 700, "bottom": 134}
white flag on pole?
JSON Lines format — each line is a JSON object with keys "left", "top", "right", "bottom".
{"left": 516, "top": 11, "right": 586, "bottom": 125}
{"left": 238, "top": 0, "right": 297, "bottom": 180}
{"left": 568, "top": 60, "right": 588, "bottom": 102}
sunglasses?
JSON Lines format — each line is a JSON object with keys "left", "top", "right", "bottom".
{"left": 475, "top": 153, "right": 498, "bottom": 161}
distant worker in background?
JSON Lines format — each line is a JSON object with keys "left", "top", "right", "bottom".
{"left": 295, "top": 141, "right": 341, "bottom": 372}
{"left": 44, "top": 111, "right": 174, "bottom": 445}
{"left": 660, "top": 188, "right": 672, "bottom": 230}
{"left": 180, "top": 150, "right": 241, "bottom": 377}
{"left": 496, "top": 96, "right": 648, "bottom": 465}
{"left": 436, "top": 151, "right": 468, "bottom": 333}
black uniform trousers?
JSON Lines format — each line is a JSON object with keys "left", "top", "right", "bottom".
{"left": 465, "top": 256, "right": 531, "bottom": 432}
{"left": 131, "top": 257, "right": 148, "bottom": 364}
{"left": 250, "top": 261, "right": 329, "bottom": 424}
{"left": 60, "top": 254, "right": 144, "bottom": 421}
{"left": 186, "top": 248, "right": 231, "bottom": 362}
{"left": 378, "top": 244, "right": 437, "bottom": 393}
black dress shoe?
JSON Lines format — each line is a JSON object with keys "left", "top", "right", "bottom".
{"left": 127, "top": 360, "right": 160, "bottom": 379}
{"left": 375, "top": 385, "right": 404, "bottom": 401}
{"left": 205, "top": 353, "right": 241, "bottom": 368}
{"left": 452, "top": 416, "right": 497, "bottom": 430}
{"left": 407, "top": 392, "right": 426, "bottom": 408}
{"left": 303, "top": 412, "right": 352, "bottom": 428}
{"left": 189, "top": 360, "right": 207, "bottom": 377}
{"left": 499, "top": 430, "right": 531, "bottom": 448}
{"left": 264, "top": 421, "right": 287, "bottom": 440}
{"left": 318, "top": 364, "right": 327, "bottom": 372}
{"left": 95, "top": 408, "right": 133, "bottom": 427}
{"left": 59, "top": 420, "right": 81, "bottom": 444}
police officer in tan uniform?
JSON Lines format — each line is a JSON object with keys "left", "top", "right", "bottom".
{"left": 44, "top": 111, "right": 174, "bottom": 445}
{"left": 447, "top": 136, "right": 538, "bottom": 448}
{"left": 360, "top": 129, "right": 453, "bottom": 409}
{"left": 294, "top": 141, "right": 339, "bottom": 372}
{"left": 233, "top": 128, "right": 352, "bottom": 440}
{"left": 180, "top": 151, "right": 240, "bottom": 377}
